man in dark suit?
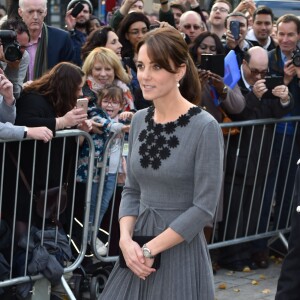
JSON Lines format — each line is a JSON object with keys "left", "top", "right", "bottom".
{"left": 18, "top": 0, "right": 75, "bottom": 80}
{"left": 275, "top": 159, "right": 300, "bottom": 300}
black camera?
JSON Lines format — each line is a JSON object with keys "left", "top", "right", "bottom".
{"left": 0, "top": 30, "right": 23, "bottom": 62}
{"left": 292, "top": 48, "right": 300, "bottom": 67}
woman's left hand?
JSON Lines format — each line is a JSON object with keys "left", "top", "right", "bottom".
{"left": 63, "top": 107, "right": 87, "bottom": 127}
{"left": 119, "top": 238, "right": 156, "bottom": 280}
{"left": 272, "top": 85, "right": 289, "bottom": 101}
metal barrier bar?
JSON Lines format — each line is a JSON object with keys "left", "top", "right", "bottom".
{"left": 210, "top": 115, "right": 300, "bottom": 252}
{"left": 0, "top": 129, "right": 94, "bottom": 299}
{"left": 86, "top": 116, "right": 300, "bottom": 264}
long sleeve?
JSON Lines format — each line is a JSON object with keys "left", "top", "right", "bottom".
{"left": 119, "top": 112, "right": 141, "bottom": 219}
{"left": 169, "top": 118, "right": 224, "bottom": 242}
{"left": 0, "top": 96, "right": 24, "bottom": 140}
{"left": 15, "top": 93, "right": 56, "bottom": 132}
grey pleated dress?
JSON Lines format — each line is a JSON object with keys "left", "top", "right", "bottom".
{"left": 100, "top": 106, "right": 224, "bottom": 300}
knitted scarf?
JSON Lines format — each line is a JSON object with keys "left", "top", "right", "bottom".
{"left": 33, "top": 23, "right": 48, "bottom": 80}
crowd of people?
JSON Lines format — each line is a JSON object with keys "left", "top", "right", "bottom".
{"left": 0, "top": 0, "right": 300, "bottom": 298}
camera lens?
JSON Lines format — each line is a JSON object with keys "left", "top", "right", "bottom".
{"left": 292, "top": 49, "right": 300, "bottom": 67}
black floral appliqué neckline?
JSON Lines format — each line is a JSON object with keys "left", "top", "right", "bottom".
{"left": 138, "top": 106, "right": 201, "bottom": 170}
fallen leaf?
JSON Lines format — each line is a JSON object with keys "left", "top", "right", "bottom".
{"left": 259, "top": 274, "right": 266, "bottom": 280}
{"left": 226, "top": 271, "right": 234, "bottom": 276}
{"left": 218, "top": 283, "right": 227, "bottom": 289}
{"left": 233, "top": 288, "right": 240, "bottom": 292}
{"left": 262, "top": 289, "right": 271, "bottom": 294}
{"left": 252, "top": 280, "right": 259, "bottom": 285}
{"left": 243, "top": 266, "right": 251, "bottom": 272}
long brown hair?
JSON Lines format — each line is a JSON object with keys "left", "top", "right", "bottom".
{"left": 23, "top": 62, "right": 85, "bottom": 116}
{"left": 136, "top": 27, "right": 201, "bottom": 105}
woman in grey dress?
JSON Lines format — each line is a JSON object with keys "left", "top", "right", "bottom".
{"left": 100, "top": 26, "right": 224, "bottom": 300}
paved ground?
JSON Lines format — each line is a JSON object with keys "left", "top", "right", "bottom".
{"left": 214, "top": 256, "right": 283, "bottom": 300}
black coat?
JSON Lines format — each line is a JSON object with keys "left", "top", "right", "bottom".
{"left": 225, "top": 82, "right": 293, "bottom": 185}
{"left": 275, "top": 162, "right": 300, "bottom": 300}
{"left": 5, "top": 92, "right": 76, "bottom": 223}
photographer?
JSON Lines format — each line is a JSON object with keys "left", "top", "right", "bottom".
{"left": 65, "top": 0, "right": 93, "bottom": 66}
{"left": 218, "top": 46, "right": 293, "bottom": 272}
{"left": 0, "top": 19, "right": 30, "bottom": 99}
{"left": 224, "top": 12, "right": 254, "bottom": 67}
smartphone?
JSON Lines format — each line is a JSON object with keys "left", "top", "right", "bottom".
{"left": 149, "top": 24, "right": 160, "bottom": 31}
{"left": 263, "top": 76, "right": 284, "bottom": 99}
{"left": 230, "top": 20, "right": 240, "bottom": 40}
{"left": 71, "top": 2, "right": 84, "bottom": 18}
{"left": 123, "top": 57, "right": 132, "bottom": 68}
{"left": 77, "top": 98, "right": 88, "bottom": 114}
{"left": 265, "top": 76, "right": 284, "bottom": 90}
{"left": 199, "top": 54, "right": 225, "bottom": 77}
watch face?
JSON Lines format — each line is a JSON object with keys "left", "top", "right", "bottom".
{"left": 143, "top": 248, "right": 151, "bottom": 258}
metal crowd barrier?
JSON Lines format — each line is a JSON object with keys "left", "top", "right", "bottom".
{"left": 89, "top": 116, "right": 300, "bottom": 267}
{"left": 0, "top": 129, "right": 94, "bottom": 300}
{"left": 210, "top": 115, "right": 300, "bottom": 251}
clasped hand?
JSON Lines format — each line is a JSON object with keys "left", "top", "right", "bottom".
{"left": 119, "top": 238, "right": 156, "bottom": 280}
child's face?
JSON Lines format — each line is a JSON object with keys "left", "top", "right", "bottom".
{"left": 101, "top": 97, "right": 122, "bottom": 118}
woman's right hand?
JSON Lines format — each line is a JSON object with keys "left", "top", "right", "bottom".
{"left": 27, "top": 127, "right": 53, "bottom": 143}
{"left": 62, "top": 107, "right": 87, "bottom": 128}
{"left": 119, "top": 237, "right": 156, "bottom": 280}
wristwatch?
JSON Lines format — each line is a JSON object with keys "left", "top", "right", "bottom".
{"left": 142, "top": 244, "right": 155, "bottom": 259}
{"left": 23, "top": 126, "right": 28, "bottom": 139}
{"left": 222, "top": 84, "right": 228, "bottom": 94}
{"left": 218, "top": 84, "right": 228, "bottom": 100}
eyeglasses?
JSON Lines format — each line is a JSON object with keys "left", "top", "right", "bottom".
{"left": 199, "top": 44, "right": 217, "bottom": 52}
{"left": 101, "top": 99, "right": 121, "bottom": 107}
{"left": 245, "top": 62, "right": 268, "bottom": 77}
{"left": 212, "top": 6, "right": 229, "bottom": 13}
{"left": 128, "top": 28, "right": 149, "bottom": 35}
{"left": 183, "top": 24, "right": 205, "bottom": 30}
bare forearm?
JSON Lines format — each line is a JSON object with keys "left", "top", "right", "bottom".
{"left": 119, "top": 215, "right": 137, "bottom": 242}
{"left": 146, "top": 227, "right": 184, "bottom": 256}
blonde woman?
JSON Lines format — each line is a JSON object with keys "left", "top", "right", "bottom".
{"left": 82, "top": 47, "right": 135, "bottom": 111}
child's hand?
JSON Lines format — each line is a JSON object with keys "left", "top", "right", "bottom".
{"left": 78, "top": 119, "right": 93, "bottom": 132}
{"left": 121, "top": 125, "right": 130, "bottom": 133}
{"left": 119, "top": 111, "right": 134, "bottom": 121}
{"left": 91, "top": 120, "right": 104, "bottom": 134}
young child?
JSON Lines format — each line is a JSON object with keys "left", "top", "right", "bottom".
{"left": 76, "top": 84, "right": 133, "bottom": 256}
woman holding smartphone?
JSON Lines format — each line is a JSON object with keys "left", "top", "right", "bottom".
{"left": 11, "top": 62, "right": 91, "bottom": 238}
{"left": 190, "top": 31, "right": 245, "bottom": 123}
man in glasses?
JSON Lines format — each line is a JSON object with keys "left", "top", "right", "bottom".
{"left": 218, "top": 46, "right": 293, "bottom": 272}
{"left": 178, "top": 10, "right": 206, "bottom": 43}
{"left": 208, "top": 0, "right": 231, "bottom": 39}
